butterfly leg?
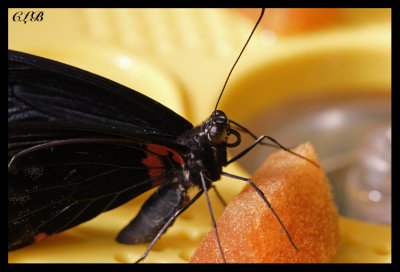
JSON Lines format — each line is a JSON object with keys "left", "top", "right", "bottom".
{"left": 211, "top": 185, "right": 227, "bottom": 207}
{"left": 230, "top": 119, "right": 280, "bottom": 149}
{"left": 221, "top": 171, "right": 298, "bottom": 251}
{"left": 226, "top": 133, "right": 319, "bottom": 167}
{"left": 200, "top": 171, "right": 227, "bottom": 263}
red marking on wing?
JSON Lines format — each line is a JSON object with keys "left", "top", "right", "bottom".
{"left": 146, "top": 144, "right": 184, "bottom": 165}
{"left": 34, "top": 232, "right": 47, "bottom": 243}
{"left": 141, "top": 152, "right": 164, "bottom": 179}
{"left": 142, "top": 144, "right": 184, "bottom": 187}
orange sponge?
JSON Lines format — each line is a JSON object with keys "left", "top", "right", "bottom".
{"left": 190, "top": 143, "right": 339, "bottom": 263}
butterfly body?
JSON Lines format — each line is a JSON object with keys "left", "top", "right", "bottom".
{"left": 8, "top": 50, "right": 235, "bottom": 251}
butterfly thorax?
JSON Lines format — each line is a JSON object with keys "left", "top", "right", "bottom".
{"left": 177, "top": 110, "right": 240, "bottom": 189}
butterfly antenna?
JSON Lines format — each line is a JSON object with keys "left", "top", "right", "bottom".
{"left": 214, "top": 8, "right": 265, "bottom": 111}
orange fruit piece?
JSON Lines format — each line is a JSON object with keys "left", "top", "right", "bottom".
{"left": 190, "top": 143, "right": 339, "bottom": 263}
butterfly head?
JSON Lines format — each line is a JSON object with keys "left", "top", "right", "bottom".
{"left": 205, "top": 110, "right": 241, "bottom": 148}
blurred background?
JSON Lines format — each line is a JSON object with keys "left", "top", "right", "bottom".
{"left": 9, "top": 8, "right": 391, "bottom": 263}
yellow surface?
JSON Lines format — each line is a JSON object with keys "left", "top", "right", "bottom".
{"left": 333, "top": 217, "right": 391, "bottom": 263}
{"left": 8, "top": 8, "right": 391, "bottom": 263}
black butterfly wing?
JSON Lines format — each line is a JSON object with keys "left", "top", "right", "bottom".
{"left": 8, "top": 50, "right": 192, "bottom": 250}
{"left": 8, "top": 50, "right": 193, "bottom": 139}
{"left": 8, "top": 124, "right": 187, "bottom": 251}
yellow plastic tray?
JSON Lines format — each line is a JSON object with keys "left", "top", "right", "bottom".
{"left": 8, "top": 8, "right": 391, "bottom": 263}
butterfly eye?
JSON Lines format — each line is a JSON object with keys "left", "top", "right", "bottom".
{"left": 207, "top": 124, "right": 227, "bottom": 144}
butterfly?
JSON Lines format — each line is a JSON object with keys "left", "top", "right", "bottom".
{"left": 8, "top": 8, "right": 317, "bottom": 262}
